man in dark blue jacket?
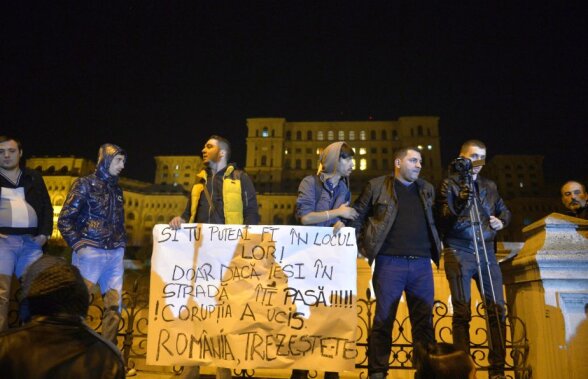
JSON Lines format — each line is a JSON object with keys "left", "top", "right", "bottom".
{"left": 437, "top": 139, "right": 511, "bottom": 379}
{"left": 58, "top": 143, "right": 127, "bottom": 347}
{"left": 0, "top": 135, "right": 53, "bottom": 331}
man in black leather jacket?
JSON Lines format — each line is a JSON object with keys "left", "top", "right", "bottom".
{"left": 437, "top": 140, "right": 511, "bottom": 379}
{"left": 0, "top": 255, "right": 125, "bottom": 378}
{"left": 352, "top": 147, "right": 442, "bottom": 379}
{"left": 58, "top": 143, "right": 127, "bottom": 346}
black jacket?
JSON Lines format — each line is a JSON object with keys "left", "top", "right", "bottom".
{"left": 351, "top": 175, "right": 442, "bottom": 265}
{"left": 437, "top": 174, "right": 511, "bottom": 253}
{"left": 0, "top": 315, "right": 125, "bottom": 379}
{"left": 58, "top": 144, "right": 126, "bottom": 251}
{"left": 0, "top": 168, "right": 53, "bottom": 237}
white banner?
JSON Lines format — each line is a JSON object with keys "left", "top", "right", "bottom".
{"left": 146, "top": 224, "right": 358, "bottom": 371}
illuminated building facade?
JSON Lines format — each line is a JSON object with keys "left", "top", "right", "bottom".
{"left": 154, "top": 155, "right": 203, "bottom": 192}
{"left": 245, "top": 116, "right": 443, "bottom": 194}
{"left": 25, "top": 157, "right": 187, "bottom": 249}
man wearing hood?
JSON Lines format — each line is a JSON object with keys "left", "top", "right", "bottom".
{"left": 292, "top": 141, "right": 359, "bottom": 379}
{"left": 169, "top": 135, "right": 259, "bottom": 379}
{"left": 351, "top": 147, "right": 442, "bottom": 379}
{"left": 0, "top": 136, "right": 53, "bottom": 331}
{"left": 58, "top": 143, "right": 128, "bottom": 353}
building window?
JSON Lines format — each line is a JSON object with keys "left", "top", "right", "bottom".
{"left": 418, "top": 125, "right": 423, "bottom": 136}
{"left": 327, "top": 130, "right": 334, "bottom": 141}
{"left": 306, "top": 159, "right": 312, "bottom": 169}
{"left": 295, "top": 159, "right": 301, "bottom": 169}
{"left": 307, "top": 131, "right": 312, "bottom": 140}
{"left": 382, "top": 147, "right": 388, "bottom": 154}
{"left": 317, "top": 131, "right": 324, "bottom": 141}
{"left": 296, "top": 131, "right": 302, "bottom": 140}
{"left": 261, "top": 156, "right": 267, "bottom": 166}
{"left": 360, "top": 130, "right": 366, "bottom": 140}
{"left": 371, "top": 159, "right": 377, "bottom": 169}
{"left": 286, "top": 131, "right": 291, "bottom": 140}
{"left": 359, "top": 148, "right": 367, "bottom": 155}
{"left": 383, "top": 158, "right": 389, "bottom": 169}
{"left": 349, "top": 130, "right": 355, "bottom": 140}
{"left": 370, "top": 130, "right": 376, "bottom": 140}
{"left": 262, "top": 127, "right": 269, "bottom": 137}
{"left": 295, "top": 148, "right": 302, "bottom": 153}
{"left": 338, "top": 130, "right": 345, "bottom": 140}
{"left": 306, "top": 148, "right": 312, "bottom": 154}
{"left": 370, "top": 147, "right": 377, "bottom": 154}
{"left": 392, "top": 130, "right": 398, "bottom": 140}
{"left": 360, "top": 158, "right": 367, "bottom": 171}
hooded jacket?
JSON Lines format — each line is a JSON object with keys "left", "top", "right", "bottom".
{"left": 58, "top": 144, "right": 127, "bottom": 251}
{"left": 296, "top": 141, "right": 351, "bottom": 226}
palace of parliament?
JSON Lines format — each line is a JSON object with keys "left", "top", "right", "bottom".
{"left": 26, "top": 116, "right": 561, "bottom": 249}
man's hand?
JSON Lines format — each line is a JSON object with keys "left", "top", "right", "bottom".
{"left": 332, "top": 220, "right": 346, "bottom": 235}
{"left": 458, "top": 185, "right": 473, "bottom": 202}
{"left": 336, "top": 202, "right": 358, "bottom": 220}
{"left": 32, "top": 235, "right": 48, "bottom": 246}
{"left": 489, "top": 216, "right": 504, "bottom": 231}
{"left": 169, "top": 216, "right": 186, "bottom": 230}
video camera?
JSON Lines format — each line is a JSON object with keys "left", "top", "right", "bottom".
{"left": 450, "top": 157, "right": 486, "bottom": 177}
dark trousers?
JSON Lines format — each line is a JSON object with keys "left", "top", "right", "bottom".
{"left": 444, "top": 248, "right": 506, "bottom": 377}
{"left": 368, "top": 255, "right": 435, "bottom": 376}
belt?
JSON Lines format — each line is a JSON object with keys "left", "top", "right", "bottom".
{"left": 388, "top": 255, "right": 426, "bottom": 260}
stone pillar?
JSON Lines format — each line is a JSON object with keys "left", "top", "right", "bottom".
{"left": 500, "top": 213, "right": 588, "bottom": 379}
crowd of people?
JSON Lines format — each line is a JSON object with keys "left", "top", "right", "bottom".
{"left": 0, "top": 133, "right": 586, "bottom": 378}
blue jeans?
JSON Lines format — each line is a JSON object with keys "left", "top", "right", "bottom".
{"left": 444, "top": 248, "right": 506, "bottom": 376}
{"left": 0, "top": 234, "right": 43, "bottom": 331}
{"left": 368, "top": 255, "right": 435, "bottom": 376}
{"left": 72, "top": 246, "right": 124, "bottom": 343}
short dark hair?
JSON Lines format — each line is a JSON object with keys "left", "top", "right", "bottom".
{"left": 393, "top": 147, "right": 420, "bottom": 161}
{"left": 209, "top": 135, "right": 232, "bottom": 161}
{"left": 339, "top": 142, "right": 355, "bottom": 159}
{"left": 0, "top": 136, "right": 22, "bottom": 151}
{"left": 460, "top": 139, "right": 486, "bottom": 154}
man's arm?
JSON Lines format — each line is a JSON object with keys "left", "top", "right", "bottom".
{"left": 240, "top": 173, "right": 259, "bottom": 225}
{"left": 33, "top": 171, "right": 54, "bottom": 240}
{"left": 350, "top": 180, "right": 375, "bottom": 230}
{"left": 493, "top": 184, "right": 512, "bottom": 228}
{"left": 57, "top": 178, "right": 86, "bottom": 250}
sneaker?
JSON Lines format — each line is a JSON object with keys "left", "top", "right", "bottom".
{"left": 126, "top": 367, "right": 137, "bottom": 377}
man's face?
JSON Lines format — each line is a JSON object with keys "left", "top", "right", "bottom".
{"left": 202, "top": 139, "right": 223, "bottom": 164}
{"left": 460, "top": 145, "right": 486, "bottom": 176}
{"left": 336, "top": 156, "right": 354, "bottom": 177}
{"left": 561, "top": 181, "right": 587, "bottom": 212}
{"left": 395, "top": 149, "right": 422, "bottom": 183}
{"left": 0, "top": 140, "right": 22, "bottom": 171}
{"left": 108, "top": 154, "right": 125, "bottom": 176}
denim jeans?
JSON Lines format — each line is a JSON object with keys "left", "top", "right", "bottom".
{"left": 72, "top": 246, "right": 124, "bottom": 343}
{"left": 444, "top": 248, "right": 506, "bottom": 376}
{"left": 368, "top": 255, "right": 435, "bottom": 376}
{"left": 0, "top": 234, "right": 43, "bottom": 331}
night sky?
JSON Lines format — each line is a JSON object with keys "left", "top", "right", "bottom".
{"left": 3, "top": 2, "right": 587, "bottom": 184}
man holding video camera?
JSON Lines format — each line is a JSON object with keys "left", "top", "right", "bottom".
{"left": 436, "top": 139, "right": 511, "bottom": 379}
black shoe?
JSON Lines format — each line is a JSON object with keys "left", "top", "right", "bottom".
{"left": 324, "top": 372, "right": 339, "bottom": 379}
{"left": 290, "top": 369, "right": 309, "bottom": 379}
